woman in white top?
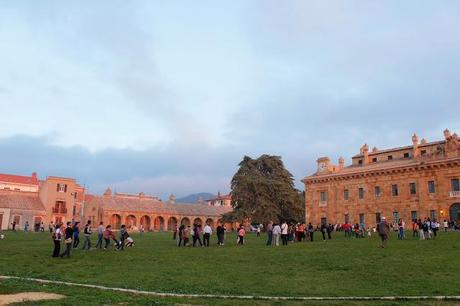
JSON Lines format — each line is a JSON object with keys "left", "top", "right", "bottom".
{"left": 272, "top": 224, "right": 281, "bottom": 246}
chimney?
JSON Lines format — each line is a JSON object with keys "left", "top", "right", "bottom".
{"left": 412, "top": 133, "right": 420, "bottom": 158}
{"left": 338, "top": 157, "right": 344, "bottom": 169}
{"left": 360, "top": 144, "right": 369, "bottom": 165}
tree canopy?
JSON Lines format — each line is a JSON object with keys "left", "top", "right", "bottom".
{"left": 223, "top": 154, "right": 304, "bottom": 224}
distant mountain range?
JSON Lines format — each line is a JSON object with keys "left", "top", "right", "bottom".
{"left": 176, "top": 193, "right": 215, "bottom": 204}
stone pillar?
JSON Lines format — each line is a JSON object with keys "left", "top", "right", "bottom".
{"left": 412, "top": 133, "right": 420, "bottom": 158}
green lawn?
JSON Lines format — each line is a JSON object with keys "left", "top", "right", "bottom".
{"left": 0, "top": 230, "right": 459, "bottom": 305}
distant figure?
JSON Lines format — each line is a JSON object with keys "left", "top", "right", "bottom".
{"left": 173, "top": 225, "right": 178, "bottom": 241}
{"left": 281, "top": 221, "right": 288, "bottom": 245}
{"left": 177, "top": 225, "right": 185, "bottom": 247}
{"left": 103, "top": 225, "right": 117, "bottom": 249}
{"left": 443, "top": 219, "right": 449, "bottom": 232}
{"left": 140, "top": 224, "right": 145, "bottom": 236}
{"left": 397, "top": 219, "right": 405, "bottom": 240}
{"left": 40, "top": 221, "right": 45, "bottom": 232}
{"left": 266, "top": 221, "right": 273, "bottom": 246}
{"left": 237, "top": 225, "right": 245, "bottom": 245}
{"left": 308, "top": 223, "right": 314, "bottom": 242}
{"left": 125, "top": 236, "right": 134, "bottom": 247}
{"left": 11, "top": 221, "right": 16, "bottom": 231}
{"left": 216, "top": 223, "right": 225, "bottom": 246}
{"left": 203, "top": 223, "right": 212, "bottom": 247}
{"left": 95, "top": 222, "right": 104, "bottom": 249}
{"left": 256, "top": 226, "right": 261, "bottom": 237}
{"left": 52, "top": 223, "right": 63, "bottom": 257}
{"left": 377, "top": 217, "right": 390, "bottom": 248}
{"left": 60, "top": 222, "right": 73, "bottom": 258}
{"left": 49, "top": 222, "right": 54, "bottom": 233}
{"left": 320, "top": 223, "right": 327, "bottom": 241}
{"left": 24, "top": 221, "right": 29, "bottom": 232}
{"left": 182, "top": 226, "right": 191, "bottom": 246}
{"left": 118, "top": 224, "right": 128, "bottom": 250}
{"left": 192, "top": 224, "right": 203, "bottom": 247}
{"left": 72, "top": 222, "right": 80, "bottom": 248}
{"left": 81, "top": 220, "right": 92, "bottom": 250}
{"left": 272, "top": 223, "right": 281, "bottom": 246}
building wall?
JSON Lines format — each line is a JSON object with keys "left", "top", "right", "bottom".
{"left": 0, "top": 183, "right": 38, "bottom": 192}
{"left": 0, "top": 208, "right": 46, "bottom": 230}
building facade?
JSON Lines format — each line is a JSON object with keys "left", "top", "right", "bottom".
{"left": 206, "top": 192, "right": 232, "bottom": 207}
{"left": 303, "top": 130, "right": 460, "bottom": 227}
{"left": 84, "top": 188, "right": 233, "bottom": 231}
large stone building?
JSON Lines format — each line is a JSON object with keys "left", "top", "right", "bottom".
{"left": 84, "top": 189, "right": 233, "bottom": 231}
{"left": 0, "top": 173, "right": 86, "bottom": 230}
{"left": 302, "top": 130, "right": 460, "bottom": 227}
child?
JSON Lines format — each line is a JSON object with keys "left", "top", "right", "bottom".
{"left": 125, "top": 236, "right": 134, "bottom": 247}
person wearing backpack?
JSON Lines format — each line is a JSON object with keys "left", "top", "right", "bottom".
{"left": 82, "top": 220, "right": 92, "bottom": 250}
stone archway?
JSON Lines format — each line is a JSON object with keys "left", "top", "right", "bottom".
{"left": 193, "top": 218, "right": 203, "bottom": 226}
{"left": 111, "top": 214, "right": 121, "bottom": 229}
{"left": 449, "top": 203, "right": 460, "bottom": 222}
{"left": 140, "top": 215, "right": 151, "bottom": 231}
{"left": 205, "top": 218, "right": 215, "bottom": 229}
{"left": 168, "top": 217, "right": 178, "bottom": 231}
{"left": 126, "top": 215, "right": 137, "bottom": 229}
{"left": 154, "top": 216, "right": 165, "bottom": 231}
{"left": 181, "top": 217, "right": 190, "bottom": 226}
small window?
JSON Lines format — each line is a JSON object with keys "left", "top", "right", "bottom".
{"left": 57, "top": 184, "right": 67, "bottom": 193}
{"left": 345, "top": 214, "right": 350, "bottom": 224}
{"left": 428, "top": 181, "right": 436, "bottom": 193}
{"left": 452, "top": 179, "right": 460, "bottom": 192}
{"left": 372, "top": 157, "right": 378, "bottom": 163}
{"left": 411, "top": 211, "right": 417, "bottom": 221}
{"left": 388, "top": 155, "right": 393, "bottom": 160}
{"left": 358, "top": 159, "right": 363, "bottom": 165}
{"left": 358, "top": 188, "right": 364, "bottom": 199}
{"left": 421, "top": 150, "right": 427, "bottom": 156}
{"left": 393, "top": 211, "right": 400, "bottom": 223}
{"left": 409, "top": 183, "right": 417, "bottom": 195}
{"left": 375, "top": 212, "right": 381, "bottom": 223}
{"left": 359, "top": 213, "right": 365, "bottom": 224}
{"left": 344, "top": 189, "right": 349, "bottom": 200}
{"left": 375, "top": 186, "right": 381, "bottom": 198}
{"left": 392, "top": 184, "right": 399, "bottom": 196}
{"left": 320, "top": 191, "right": 327, "bottom": 202}
{"left": 430, "top": 210, "right": 437, "bottom": 220}
{"left": 404, "top": 152, "right": 410, "bottom": 158}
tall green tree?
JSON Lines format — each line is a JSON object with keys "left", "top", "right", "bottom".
{"left": 223, "top": 154, "right": 304, "bottom": 224}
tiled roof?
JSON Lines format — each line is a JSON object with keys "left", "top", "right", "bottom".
{"left": 0, "top": 173, "right": 39, "bottom": 186}
{"left": 0, "top": 191, "right": 46, "bottom": 211}
{"left": 90, "top": 196, "right": 232, "bottom": 217}
{"left": 352, "top": 140, "right": 445, "bottom": 158}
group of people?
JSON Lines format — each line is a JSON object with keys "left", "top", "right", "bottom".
{"left": 265, "top": 221, "right": 338, "bottom": 246}
{"left": 175, "top": 222, "right": 229, "bottom": 247}
{"left": 51, "top": 220, "right": 134, "bottom": 258}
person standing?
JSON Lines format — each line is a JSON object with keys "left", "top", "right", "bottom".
{"left": 103, "top": 225, "right": 116, "bottom": 249}
{"left": 327, "top": 224, "right": 333, "bottom": 240}
{"left": 192, "top": 224, "right": 203, "bottom": 247}
{"left": 72, "top": 222, "right": 80, "bottom": 248}
{"left": 397, "top": 219, "right": 405, "bottom": 240}
{"left": 431, "top": 219, "right": 439, "bottom": 238}
{"left": 177, "top": 224, "right": 185, "bottom": 247}
{"left": 52, "top": 223, "right": 63, "bottom": 257}
{"left": 139, "top": 224, "right": 145, "bottom": 236}
{"left": 320, "top": 223, "right": 327, "bottom": 241}
{"left": 118, "top": 224, "right": 128, "bottom": 250}
{"left": 40, "top": 221, "right": 45, "bottom": 232}
{"left": 443, "top": 219, "right": 449, "bottom": 232}
{"left": 417, "top": 219, "right": 424, "bottom": 240}
{"left": 24, "top": 221, "right": 29, "bottom": 232}
{"left": 266, "top": 221, "right": 273, "bottom": 246}
{"left": 173, "top": 225, "right": 178, "bottom": 241}
{"left": 60, "top": 222, "right": 73, "bottom": 258}
{"left": 412, "top": 220, "right": 419, "bottom": 238}
{"left": 308, "top": 223, "right": 314, "bottom": 242}
{"left": 95, "top": 222, "right": 104, "bottom": 249}
{"left": 183, "top": 226, "right": 191, "bottom": 246}
{"left": 281, "top": 221, "right": 288, "bottom": 246}
{"left": 203, "top": 223, "right": 212, "bottom": 247}
{"left": 272, "top": 223, "right": 281, "bottom": 246}
{"left": 82, "top": 220, "right": 92, "bottom": 250}
{"left": 296, "top": 223, "right": 305, "bottom": 242}
{"left": 216, "top": 223, "right": 225, "bottom": 246}
{"left": 237, "top": 225, "right": 245, "bottom": 245}
{"left": 256, "top": 226, "right": 261, "bottom": 237}
{"left": 11, "top": 221, "right": 16, "bottom": 231}
{"left": 377, "top": 217, "right": 390, "bottom": 248}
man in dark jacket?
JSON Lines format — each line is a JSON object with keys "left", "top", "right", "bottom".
{"left": 377, "top": 217, "right": 390, "bottom": 248}
{"left": 60, "top": 222, "right": 74, "bottom": 258}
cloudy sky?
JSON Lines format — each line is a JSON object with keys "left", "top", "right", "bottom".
{"left": 1, "top": 1, "right": 459, "bottom": 199}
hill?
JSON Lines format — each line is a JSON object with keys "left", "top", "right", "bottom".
{"left": 176, "top": 192, "right": 215, "bottom": 204}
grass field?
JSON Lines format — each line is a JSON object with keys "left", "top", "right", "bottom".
{"left": 0, "top": 230, "right": 459, "bottom": 305}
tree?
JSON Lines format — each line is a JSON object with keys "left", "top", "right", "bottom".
{"left": 223, "top": 154, "right": 304, "bottom": 224}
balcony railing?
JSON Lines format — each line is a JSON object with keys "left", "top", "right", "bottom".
{"left": 52, "top": 207, "right": 67, "bottom": 214}
{"left": 450, "top": 191, "right": 460, "bottom": 198}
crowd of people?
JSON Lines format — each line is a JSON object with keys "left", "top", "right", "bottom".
{"left": 174, "top": 222, "right": 231, "bottom": 247}
{"left": 51, "top": 220, "right": 134, "bottom": 258}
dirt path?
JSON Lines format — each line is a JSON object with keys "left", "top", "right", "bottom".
{"left": 0, "top": 292, "right": 65, "bottom": 305}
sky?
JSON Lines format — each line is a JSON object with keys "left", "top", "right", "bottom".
{"left": 1, "top": 1, "right": 460, "bottom": 199}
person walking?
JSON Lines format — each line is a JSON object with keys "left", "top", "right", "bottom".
{"left": 60, "top": 222, "right": 73, "bottom": 258}
{"left": 177, "top": 225, "right": 185, "bottom": 247}
{"left": 192, "top": 224, "right": 203, "bottom": 247}
{"left": 24, "top": 221, "right": 29, "bottom": 232}
{"left": 203, "top": 222, "right": 212, "bottom": 247}
{"left": 103, "top": 225, "right": 117, "bottom": 249}
{"left": 72, "top": 222, "right": 80, "bottom": 248}
{"left": 412, "top": 220, "right": 419, "bottom": 238}
{"left": 237, "top": 225, "right": 245, "bottom": 245}
{"left": 48, "top": 221, "right": 54, "bottom": 233}
{"left": 40, "top": 221, "right": 45, "bottom": 232}
{"left": 11, "top": 221, "right": 16, "bottom": 231}
{"left": 320, "top": 223, "right": 327, "bottom": 241}
{"left": 81, "top": 220, "right": 92, "bottom": 250}
{"left": 183, "top": 226, "right": 191, "bottom": 246}
{"left": 52, "top": 223, "right": 63, "bottom": 257}
{"left": 95, "top": 222, "right": 104, "bottom": 249}
{"left": 443, "top": 219, "right": 449, "bottom": 232}
{"left": 432, "top": 219, "right": 439, "bottom": 238}
{"left": 272, "top": 223, "right": 281, "bottom": 246}
{"left": 216, "top": 223, "right": 225, "bottom": 246}
{"left": 281, "top": 221, "right": 288, "bottom": 246}
{"left": 266, "top": 221, "right": 273, "bottom": 246}
{"left": 417, "top": 219, "right": 424, "bottom": 240}
{"left": 377, "top": 217, "right": 390, "bottom": 248}
{"left": 308, "top": 223, "right": 314, "bottom": 242}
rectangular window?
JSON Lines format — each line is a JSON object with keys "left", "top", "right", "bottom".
{"left": 358, "top": 160, "right": 363, "bottom": 165}
{"left": 372, "top": 157, "right": 377, "bottom": 163}
{"left": 409, "top": 183, "right": 417, "bottom": 195}
{"left": 375, "top": 212, "right": 381, "bottom": 223}
{"left": 321, "top": 217, "right": 327, "bottom": 226}
{"left": 320, "top": 191, "right": 327, "bottom": 202}
{"left": 392, "top": 184, "right": 399, "bottom": 196}
{"left": 358, "top": 188, "right": 364, "bottom": 199}
{"left": 393, "top": 211, "right": 400, "bottom": 223}
{"left": 388, "top": 155, "right": 393, "bottom": 160}
{"left": 452, "top": 178, "right": 460, "bottom": 192}
{"left": 344, "top": 189, "right": 349, "bottom": 200}
{"left": 411, "top": 211, "right": 417, "bottom": 221}
{"left": 375, "top": 186, "right": 381, "bottom": 198}
{"left": 421, "top": 150, "right": 427, "bottom": 156}
{"left": 428, "top": 181, "right": 436, "bottom": 193}
{"left": 13, "top": 215, "right": 20, "bottom": 227}
{"left": 430, "top": 210, "right": 437, "bottom": 220}
{"left": 57, "top": 184, "right": 67, "bottom": 193}
{"left": 345, "top": 214, "right": 349, "bottom": 224}
{"left": 72, "top": 205, "right": 76, "bottom": 216}
{"left": 404, "top": 152, "right": 410, "bottom": 158}
{"left": 359, "top": 213, "right": 365, "bottom": 224}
